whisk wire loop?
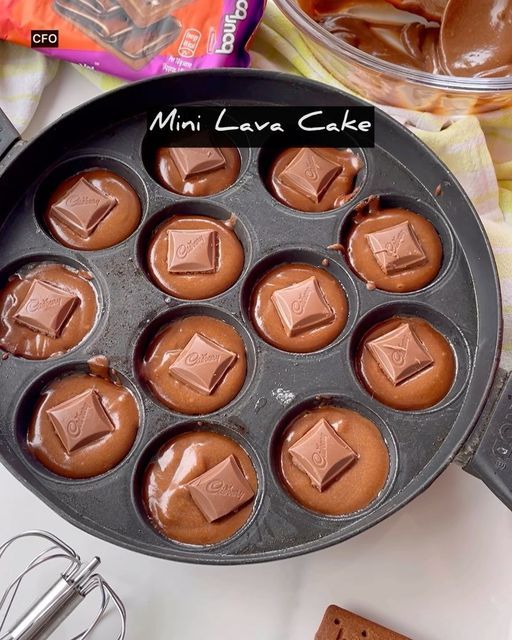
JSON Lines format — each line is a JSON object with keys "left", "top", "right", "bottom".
{"left": 0, "top": 531, "right": 126, "bottom": 640}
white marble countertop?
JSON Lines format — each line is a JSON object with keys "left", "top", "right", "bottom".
{"left": 2, "top": 64, "right": 512, "bottom": 640}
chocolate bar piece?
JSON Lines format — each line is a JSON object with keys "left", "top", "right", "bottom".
{"left": 82, "top": 0, "right": 123, "bottom": 16}
{"left": 169, "top": 333, "right": 237, "bottom": 395}
{"left": 119, "top": 18, "right": 180, "bottom": 59}
{"left": 366, "top": 322, "right": 433, "bottom": 385}
{"left": 315, "top": 605, "right": 411, "bottom": 640}
{"left": 14, "top": 280, "right": 78, "bottom": 339}
{"left": 167, "top": 229, "right": 217, "bottom": 273}
{"left": 271, "top": 276, "right": 334, "bottom": 337}
{"left": 54, "top": 0, "right": 181, "bottom": 69}
{"left": 117, "top": 0, "right": 190, "bottom": 28}
{"left": 278, "top": 148, "right": 342, "bottom": 204}
{"left": 366, "top": 221, "right": 427, "bottom": 275}
{"left": 50, "top": 177, "right": 117, "bottom": 238}
{"left": 54, "top": 0, "right": 132, "bottom": 39}
{"left": 289, "top": 419, "right": 357, "bottom": 491}
{"left": 186, "top": 454, "right": 255, "bottom": 522}
{"left": 47, "top": 389, "right": 114, "bottom": 454}
{"left": 168, "top": 147, "right": 227, "bottom": 181}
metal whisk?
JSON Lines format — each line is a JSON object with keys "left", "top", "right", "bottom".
{"left": 0, "top": 531, "right": 126, "bottom": 640}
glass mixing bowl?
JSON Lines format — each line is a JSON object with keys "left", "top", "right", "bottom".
{"left": 274, "top": 0, "right": 512, "bottom": 115}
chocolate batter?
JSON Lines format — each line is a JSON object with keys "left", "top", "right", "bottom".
{"left": 45, "top": 169, "right": 142, "bottom": 250}
{"left": 146, "top": 215, "right": 244, "bottom": 299}
{"left": 250, "top": 263, "right": 348, "bottom": 353}
{"left": 319, "top": 12, "right": 441, "bottom": 73}
{"left": 268, "top": 147, "right": 363, "bottom": 213}
{"left": 279, "top": 405, "right": 389, "bottom": 515}
{"left": 345, "top": 197, "right": 442, "bottom": 292}
{"left": 356, "top": 316, "right": 456, "bottom": 410}
{"left": 139, "top": 315, "right": 247, "bottom": 414}
{"left": 440, "top": 0, "right": 512, "bottom": 77}
{"left": 0, "top": 263, "right": 97, "bottom": 360}
{"left": 142, "top": 431, "right": 257, "bottom": 544}
{"left": 27, "top": 370, "right": 139, "bottom": 479}
{"left": 154, "top": 146, "right": 241, "bottom": 197}
{"left": 308, "top": 0, "right": 512, "bottom": 78}
{"left": 387, "top": 0, "right": 446, "bottom": 21}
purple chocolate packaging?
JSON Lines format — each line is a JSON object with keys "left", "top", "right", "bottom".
{"left": 0, "top": 0, "right": 265, "bottom": 80}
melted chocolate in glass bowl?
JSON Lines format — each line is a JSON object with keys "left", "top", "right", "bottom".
{"left": 308, "top": 0, "right": 512, "bottom": 78}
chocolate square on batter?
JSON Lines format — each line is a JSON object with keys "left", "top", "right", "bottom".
{"left": 169, "top": 333, "right": 237, "bottom": 395}
{"left": 271, "top": 276, "right": 334, "bottom": 337}
{"left": 365, "top": 221, "right": 427, "bottom": 275}
{"left": 167, "top": 229, "right": 217, "bottom": 273}
{"left": 366, "top": 322, "right": 433, "bottom": 385}
{"left": 186, "top": 454, "right": 254, "bottom": 522}
{"left": 14, "top": 279, "right": 79, "bottom": 339}
{"left": 47, "top": 389, "right": 114, "bottom": 454}
{"left": 278, "top": 148, "right": 341, "bottom": 203}
{"left": 169, "top": 147, "right": 226, "bottom": 181}
{"left": 289, "top": 418, "right": 357, "bottom": 491}
{"left": 50, "top": 177, "right": 117, "bottom": 239}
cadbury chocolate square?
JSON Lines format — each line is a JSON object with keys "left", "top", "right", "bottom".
{"left": 186, "top": 454, "right": 254, "bottom": 522}
{"left": 271, "top": 276, "right": 334, "bottom": 337}
{"left": 365, "top": 221, "right": 427, "bottom": 275}
{"left": 289, "top": 418, "right": 357, "bottom": 491}
{"left": 366, "top": 322, "right": 434, "bottom": 385}
{"left": 169, "top": 147, "right": 226, "bottom": 181}
{"left": 278, "top": 148, "right": 341, "bottom": 203}
{"left": 14, "top": 279, "right": 78, "bottom": 339}
{"left": 169, "top": 333, "right": 237, "bottom": 395}
{"left": 50, "top": 177, "right": 117, "bottom": 239}
{"left": 47, "top": 389, "right": 114, "bottom": 454}
{"left": 167, "top": 229, "right": 217, "bottom": 273}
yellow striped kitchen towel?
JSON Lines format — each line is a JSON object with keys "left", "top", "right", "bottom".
{"left": 0, "top": 43, "right": 58, "bottom": 132}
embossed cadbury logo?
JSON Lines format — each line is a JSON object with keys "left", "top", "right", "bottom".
{"left": 65, "top": 195, "right": 101, "bottom": 208}
{"left": 383, "top": 333, "right": 410, "bottom": 366}
{"left": 383, "top": 228, "right": 406, "bottom": 259}
{"left": 26, "top": 296, "right": 63, "bottom": 313}
{"left": 185, "top": 351, "right": 221, "bottom": 366}
{"left": 206, "top": 479, "right": 244, "bottom": 499}
{"left": 176, "top": 235, "right": 205, "bottom": 259}
{"left": 66, "top": 404, "right": 89, "bottom": 437}
{"left": 311, "top": 431, "right": 328, "bottom": 469}
{"left": 304, "top": 154, "right": 320, "bottom": 181}
{"left": 290, "top": 286, "right": 312, "bottom": 315}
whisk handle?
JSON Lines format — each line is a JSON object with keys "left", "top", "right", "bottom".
{"left": 1, "top": 576, "right": 83, "bottom": 640}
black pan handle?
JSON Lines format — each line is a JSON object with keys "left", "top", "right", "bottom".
{"left": 459, "top": 368, "right": 512, "bottom": 509}
{"left": 0, "top": 107, "right": 20, "bottom": 164}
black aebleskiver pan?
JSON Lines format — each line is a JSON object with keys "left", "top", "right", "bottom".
{"left": 0, "top": 70, "right": 510, "bottom": 565}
